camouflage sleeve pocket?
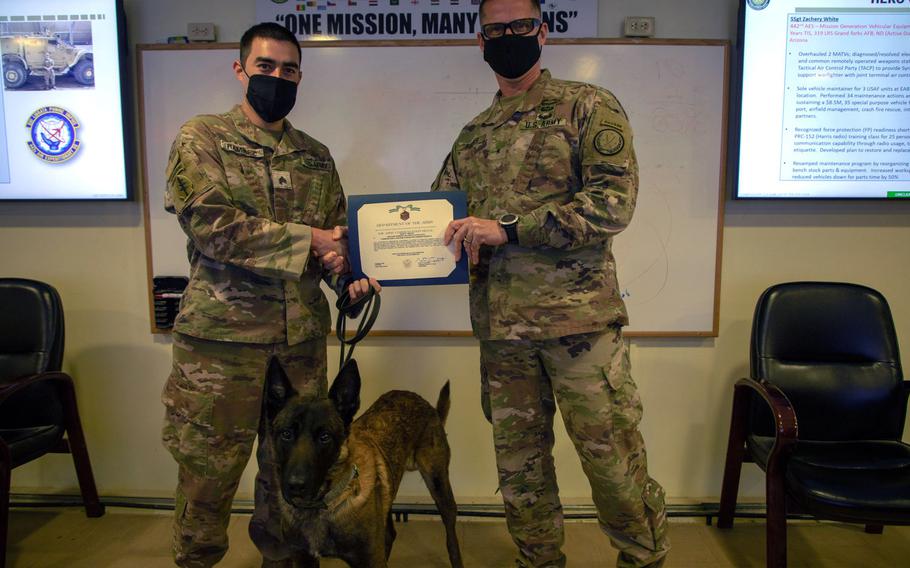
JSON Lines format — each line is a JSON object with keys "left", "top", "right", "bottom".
{"left": 161, "top": 378, "right": 214, "bottom": 477}
{"left": 166, "top": 156, "right": 216, "bottom": 216}
{"left": 580, "top": 90, "right": 634, "bottom": 172}
{"left": 430, "top": 151, "right": 459, "bottom": 191}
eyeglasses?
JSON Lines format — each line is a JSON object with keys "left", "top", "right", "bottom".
{"left": 481, "top": 18, "right": 541, "bottom": 40}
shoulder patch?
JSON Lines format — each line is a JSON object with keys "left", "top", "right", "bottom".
{"left": 219, "top": 140, "right": 264, "bottom": 158}
{"left": 594, "top": 128, "right": 625, "bottom": 156}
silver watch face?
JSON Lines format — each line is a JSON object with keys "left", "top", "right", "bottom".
{"left": 499, "top": 214, "right": 518, "bottom": 226}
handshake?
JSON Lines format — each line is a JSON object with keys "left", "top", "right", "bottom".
{"left": 311, "top": 225, "right": 380, "bottom": 300}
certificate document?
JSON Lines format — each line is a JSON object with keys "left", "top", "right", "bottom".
{"left": 347, "top": 191, "right": 468, "bottom": 286}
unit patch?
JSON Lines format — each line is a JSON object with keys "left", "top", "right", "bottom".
{"left": 594, "top": 128, "right": 625, "bottom": 156}
{"left": 26, "top": 106, "right": 81, "bottom": 163}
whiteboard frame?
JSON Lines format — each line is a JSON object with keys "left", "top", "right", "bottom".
{"left": 138, "top": 39, "right": 729, "bottom": 338}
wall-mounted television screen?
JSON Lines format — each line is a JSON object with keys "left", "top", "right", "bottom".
{"left": 732, "top": 0, "right": 910, "bottom": 199}
{"left": 0, "top": 0, "right": 130, "bottom": 200}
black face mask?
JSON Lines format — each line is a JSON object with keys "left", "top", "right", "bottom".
{"left": 244, "top": 72, "right": 298, "bottom": 123}
{"left": 483, "top": 34, "right": 542, "bottom": 80}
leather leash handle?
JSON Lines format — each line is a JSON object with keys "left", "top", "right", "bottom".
{"left": 335, "top": 286, "right": 380, "bottom": 369}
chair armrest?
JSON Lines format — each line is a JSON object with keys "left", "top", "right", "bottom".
{"left": 0, "top": 371, "right": 75, "bottom": 404}
{"left": 733, "top": 377, "right": 799, "bottom": 474}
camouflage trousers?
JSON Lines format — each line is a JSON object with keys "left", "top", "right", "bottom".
{"left": 161, "top": 332, "right": 327, "bottom": 568}
{"left": 479, "top": 328, "right": 670, "bottom": 568}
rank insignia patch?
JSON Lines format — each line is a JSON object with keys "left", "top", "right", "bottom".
{"left": 272, "top": 170, "right": 292, "bottom": 190}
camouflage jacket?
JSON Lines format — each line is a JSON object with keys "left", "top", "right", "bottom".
{"left": 166, "top": 105, "right": 346, "bottom": 345}
{"left": 432, "top": 70, "right": 638, "bottom": 341}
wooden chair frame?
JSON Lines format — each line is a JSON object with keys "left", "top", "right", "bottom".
{"left": 717, "top": 377, "right": 903, "bottom": 568}
{"left": 0, "top": 372, "right": 104, "bottom": 567}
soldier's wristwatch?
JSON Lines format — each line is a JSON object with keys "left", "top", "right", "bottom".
{"left": 498, "top": 213, "right": 519, "bottom": 244}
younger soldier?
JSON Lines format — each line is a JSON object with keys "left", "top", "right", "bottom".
{"left": 432, "top": 0, "right": 670, "bottom": 566}
{"left": 161, "top": 23, "right": 376, "bottom": 567}
{"left": 43, "top": 52, "right": 55, "bottom": 90}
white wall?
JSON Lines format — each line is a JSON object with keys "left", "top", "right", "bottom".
{"left": 2, "top": 0, "right": 909, "bottom": 506}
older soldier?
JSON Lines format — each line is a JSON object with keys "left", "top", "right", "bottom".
{"left": 431, "top": 0, "right": 670, "bottom": 566}
{"left": 161, "top": 23, "right": 376, "bottom": 568}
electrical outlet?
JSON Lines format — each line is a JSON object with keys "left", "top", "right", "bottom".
{"left": 624, "top": 16, "right": 655, "bottom": 38}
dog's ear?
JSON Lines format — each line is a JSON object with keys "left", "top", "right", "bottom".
{"left": 266, "top": 358, "right": 296, "bottom": 421}
{"left": 329, "top": 359, "right": 361, "bottom": 427}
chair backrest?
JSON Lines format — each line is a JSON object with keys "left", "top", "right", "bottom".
{"left": 0, "top": 278, "right": 66, "bottom": 428}
{"left": 749, "top": 282, "right": 905, "bottom": 441}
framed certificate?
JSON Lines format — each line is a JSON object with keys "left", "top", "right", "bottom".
{"left": 347, "top": 191, "right": 469, "bottom": 286}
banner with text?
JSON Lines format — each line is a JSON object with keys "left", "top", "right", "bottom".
{"left": 255, "top": 0, "right": 597, "bottom": 40}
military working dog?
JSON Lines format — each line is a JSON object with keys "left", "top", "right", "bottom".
{"left": 253, "top": 358, "right": 463, "bottom": 568}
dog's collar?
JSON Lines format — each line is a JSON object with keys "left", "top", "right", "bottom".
{"left": 322, "top": 463, "right": 359, "bottom": 508}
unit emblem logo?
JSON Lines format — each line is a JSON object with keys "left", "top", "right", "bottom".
{"left": 27, "top": 106, "right": 81, "bottom": 163}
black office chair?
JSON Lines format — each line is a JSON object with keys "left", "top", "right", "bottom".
{"left": 717, "top": 282, "right": 910, "bottom": 568}
{"left": 0, "top": 278, "right": 104, "bottom": 567}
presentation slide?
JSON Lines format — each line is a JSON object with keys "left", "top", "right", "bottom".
{"left": 0, "top": 0, "right": 128, "bottom": 200}
{"left": 737, "top": 0, "right": 910, "bottom": 199}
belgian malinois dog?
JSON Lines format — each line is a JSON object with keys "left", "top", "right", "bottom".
{"left": 255, "top": 358, "right": 463, "bottom": 568}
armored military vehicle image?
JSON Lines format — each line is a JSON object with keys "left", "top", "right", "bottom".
{"left": 1, "top": 33, "right": 94, "bottom": 90}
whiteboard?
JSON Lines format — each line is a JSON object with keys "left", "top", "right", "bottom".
{"left": 139, "top": 40, "right": 728, "bottom": 337}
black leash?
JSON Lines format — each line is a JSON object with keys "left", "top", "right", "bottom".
{"left": 335, "top": 285, "right": 380, "bottom": 369}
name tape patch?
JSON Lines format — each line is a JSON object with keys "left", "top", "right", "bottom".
{"left": 220, "top": 140, "right": 265, "bottom": 158}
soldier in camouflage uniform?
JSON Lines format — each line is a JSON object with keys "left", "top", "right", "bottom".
{"left": 431, "top": 0, "right": 670, "bottom": 566}
{"left": 42, "top": 52, "right": 55, "bottom": 90}
{"left": 161, "top": 23, "right": 376, "bottom": 567}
